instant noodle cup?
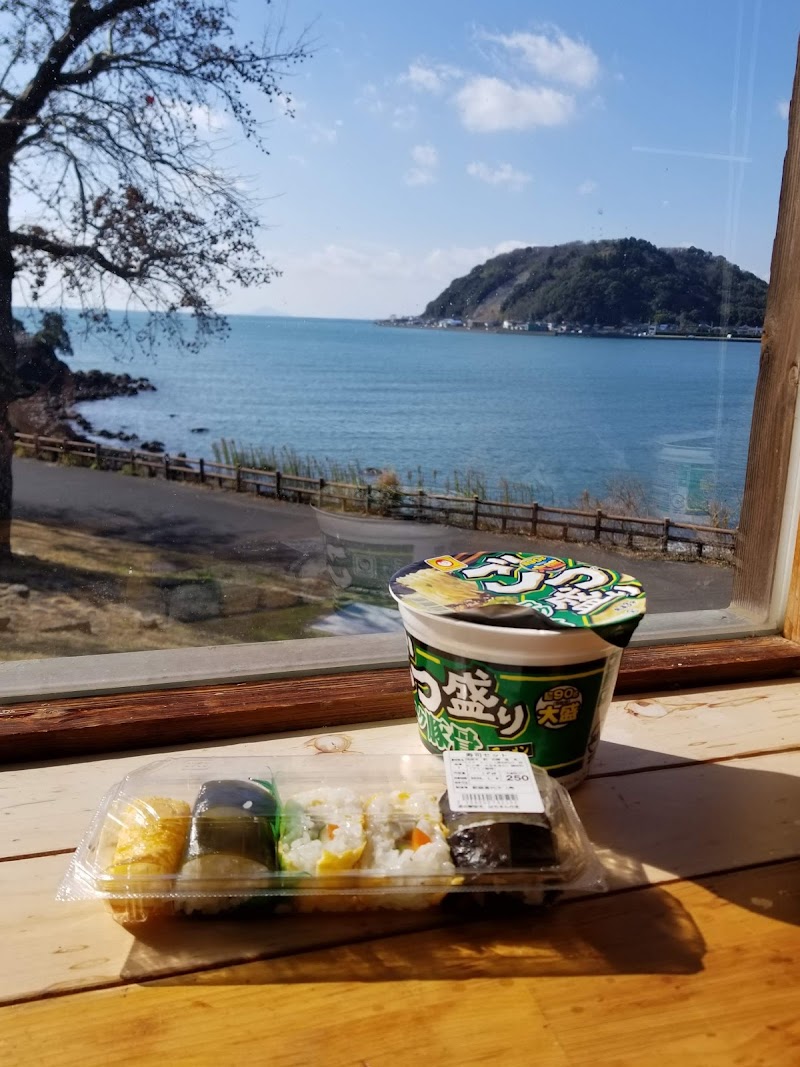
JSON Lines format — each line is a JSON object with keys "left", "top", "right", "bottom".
{"left": 389, "top": 552, "right": 646, "bottom": 789}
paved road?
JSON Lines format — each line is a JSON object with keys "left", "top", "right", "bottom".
{"left": 13, "top": 458, "right": 732, "bottom": 613}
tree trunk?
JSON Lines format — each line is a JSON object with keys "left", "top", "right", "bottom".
{"left": 0, "top": 404, "right": 12, "bottom": 559}
{"left": 0, "top": 160, "right": 17, "bottom": 559}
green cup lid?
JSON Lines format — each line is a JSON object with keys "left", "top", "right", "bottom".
{"left": 389, "top": 552, "right": 646, "bottom": 635}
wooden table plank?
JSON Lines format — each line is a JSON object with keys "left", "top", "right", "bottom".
{"left": 2, "top": 861, "right": 798, "bottom": 1067}
{"left": 589, "top": 677, "right": 800, "bottom": 773}
{"left": 575, "top": 749, "right": 800, "bottom": 888}
{"left": 4, "top": 677, "right": 800, "bottom": 860}
{"left": 2, "top": 749, "right": 798, "bottom": 1006}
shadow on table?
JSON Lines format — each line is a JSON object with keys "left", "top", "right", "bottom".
{"left": 124, "top": 881, "right": 705, "bottom": 985}
{"left": 574, "top": 739, "right": 800, "bottom": 930}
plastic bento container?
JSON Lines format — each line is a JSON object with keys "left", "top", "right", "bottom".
{"left": 58, "top": 753, "right": 605, "bottom": 923}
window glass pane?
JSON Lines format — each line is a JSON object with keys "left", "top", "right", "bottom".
{"left": 4, "top": 1, "right": 796, "bottom": 661}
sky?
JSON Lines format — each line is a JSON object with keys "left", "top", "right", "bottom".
{"left": 18, "top": 0, "right": 800, "bottom": 320}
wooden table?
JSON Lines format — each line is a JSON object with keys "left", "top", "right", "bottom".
{"left": 1, "top": 677, "right": 799, "bottom": 1066}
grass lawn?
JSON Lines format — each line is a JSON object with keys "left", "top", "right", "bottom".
{"left": 0, "top": 520, "right": 335, "bottom": 660}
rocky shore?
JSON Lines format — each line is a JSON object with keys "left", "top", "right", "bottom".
{"left": 9, "top": 329, "right": 156, "bottom": 440}
{"left": 72, "top": 369, "right": 156, "bottom": 402}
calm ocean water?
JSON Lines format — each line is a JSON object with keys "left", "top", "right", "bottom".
{"left": 50, "top": 313, "right": 758, "bottom": 516}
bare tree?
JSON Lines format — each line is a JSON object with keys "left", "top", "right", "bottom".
{"left": 0, "top": 0, "right": 309, "bottom": 556}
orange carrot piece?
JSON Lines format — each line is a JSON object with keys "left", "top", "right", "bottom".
{"left": 411, "top": 827, "right": 432, "bottom": 850}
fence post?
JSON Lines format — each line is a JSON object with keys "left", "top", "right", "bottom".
{"left": 594, "top": 509, "right": 602, "bottom": 541}
{"left": 235, "top": 465, "right": 242, "bottom": 492}
{"left": 472, "top": 495, "right": 479, "bottom": 530}
{"left": 198, "top": 457, "right": 205, "bottom": 484}
{"left": 662, "top": 518, "right": 670, "bottom": 553}
{"left": 94, "top": 442, "right": 101, "bottom": 469}
{"left": 530, "top": 501, "right": 538, "bottom": 536}
{"left": 365, "top": 484, "right": 372, "bottom": 513}
{"left": 129, "top": 449, "right": 136, "bottom": 476}
{"left": 275, "top": 470, "right": 282, "bottom": 500}
{"left": 418, "top": 489, "right": 424, "bottom": 520}
{"left": 696, "top": 539, "right": 704, "bottom": 559}
{"left": 163, "top": 454, "right": 170, "bottom": 481}
{"left": 563, "top": 523, "right": 569, "bottom": 541}
{"left": 318, "top": 477, "right": 325, "bottom": 507}
{"left": 33, "top": 434, "right": 40, "bottom": 459}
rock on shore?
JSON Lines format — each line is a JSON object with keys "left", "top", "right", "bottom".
{"left": 72, "top": 369, "right": 156, "bottom": 401}
{"left": 8, "top": 330, "right": 156, "bottom": 439}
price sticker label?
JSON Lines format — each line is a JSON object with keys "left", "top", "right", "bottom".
{"left": 443, "top": 751, "right": 545, "bottom": 813}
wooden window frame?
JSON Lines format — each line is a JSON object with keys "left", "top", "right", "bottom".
{"left": 1, "top": 45, "right": 800, "bottom": 764}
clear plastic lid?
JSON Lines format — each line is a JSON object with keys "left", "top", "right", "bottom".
{"left": 58, "top": 753, "right": 604, "bottom": 922}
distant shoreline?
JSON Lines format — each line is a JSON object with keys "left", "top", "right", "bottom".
{"left": 374, "top": 322, "right": 762, "bottom": 343}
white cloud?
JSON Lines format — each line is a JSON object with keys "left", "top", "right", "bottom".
{"left": 163, "top": 100, "right": 229, "bottom": 133}
{"left": 400, "top": 61, "right": 463, "bottom": 93}
{"left": 262, "top": 239, "right": 531, "bottom": 317}
{"left": 423, "top": 240, "right": 528, "bottom": 279}
{"left": 405, "top": 169, "right": 435, "bottom": 187}
{"left": 309, "top": 122, "right": 340, "bottom": 144}
{"left": 484, "top": 29, "right": 600, "bottom": 89}
{"left": 577, "top": 179, "right": 598, "bottom": 195}
{"left": 467, "top": 161, "right": 531, "bottom": 192}
{"left": 404, "top": 143, "right": 439, "bottom": 185}
{"left": 358, "top": 84, "right": 384, "bottom": 114}
{"left": 288, "top": 154, "right": 307, "bottom": 167}
{"left": 392, "top": 105, "right": 417, "bottom": 130}
{"left": 454, "top": 76, "right": 574, "bottom": 132}
{"left": 411, "top": 144, "right": 438, "bottom": 169}
{"left": 777, "top": 99, "right": 790, "bottom": 120}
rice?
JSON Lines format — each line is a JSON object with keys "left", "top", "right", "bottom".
{"left": 177, "top": 854, "right": 274, "bottom": 915}
{"left": 358, "top": 789, "right": 455, "bottom": 909}
{"left": 278, "top": 787, "right": 366, "bottom": 876}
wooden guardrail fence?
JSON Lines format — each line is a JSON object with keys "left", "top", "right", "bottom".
{"left": 14, "top": 432, "right": 737, "bottom": 559}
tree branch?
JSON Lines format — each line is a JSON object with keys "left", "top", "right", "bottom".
{"left": 58, "top": 52, "right": 114, "bottom": 88}
{"left": 2, "top": 0, "right": 156, "bottom": 135}
{"left": 12, "top": 228, "right": 141, "bottom": 278}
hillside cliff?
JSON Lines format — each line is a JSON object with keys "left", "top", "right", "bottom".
{"left": 423, "top": 238, "right": 767, "bottom": 327}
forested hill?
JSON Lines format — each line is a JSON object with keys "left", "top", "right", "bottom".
{"left": 423, "top": 238, "right": 768, "bottom": 327}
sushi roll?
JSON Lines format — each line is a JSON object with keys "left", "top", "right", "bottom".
{"left": 439, "top": 793, "right": 558, "bottom": 881}
{"left": 104, "top": 796, "right": 191, "bottom": 924}
{"left": 177, "top": 779, "right": 279, "bottom": 915}
{"left": 278, "top": 787, "right": 366, "bottom": 878}
{"left": 359, "top": 790, "right": 455, "bottom": 909}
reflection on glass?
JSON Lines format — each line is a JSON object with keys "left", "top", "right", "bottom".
{"left": 310, "top": 507, "right": 452, "bottom": 636}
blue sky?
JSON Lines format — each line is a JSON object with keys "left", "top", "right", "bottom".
{"left": 215, "top": 0, "right": 794, "bottom": 318}
{"left": 21, "top": 0, "right": 795, "bottom": 321}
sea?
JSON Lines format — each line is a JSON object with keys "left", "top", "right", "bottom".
{"left": 38, "top": 312, "right": 760, "bottom": 519}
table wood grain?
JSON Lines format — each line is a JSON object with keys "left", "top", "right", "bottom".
{"left": 1, "top": 676, "right": 799, "bottom": 1065}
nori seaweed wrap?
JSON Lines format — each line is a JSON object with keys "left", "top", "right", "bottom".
{"left": 177, "top": 779, "right": 279, "bottom": 914}
{"left": 439, "top": 793, "right": 558, "bottom": 873}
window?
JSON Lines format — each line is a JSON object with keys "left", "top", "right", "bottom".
{"left": 2, "top": 3, "right": 800, "bottom": 718}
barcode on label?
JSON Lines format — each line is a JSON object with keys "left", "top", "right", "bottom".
{"left": 443, "top": 751, "right": 545, "bottom": 814}
{"left": 461, "top": 792, "right": 518, "bottom": 806}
